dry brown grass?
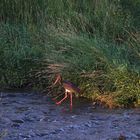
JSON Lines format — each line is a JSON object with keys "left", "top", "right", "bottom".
{"left": 96, "top": 94, "right": 120, "bottom": 109}
{"left": 80, "top": 70, "right": 104, "bottom": 78}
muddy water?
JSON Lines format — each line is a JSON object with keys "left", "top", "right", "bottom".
{"left": 0, "top": 92, "right": 140, "bottom": 140}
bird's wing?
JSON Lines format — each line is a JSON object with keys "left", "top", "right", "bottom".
{"left": 63, "top": 81, "right": 81, "bottom": 93}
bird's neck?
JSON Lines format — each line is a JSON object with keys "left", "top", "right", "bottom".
{"left": 59, "top": 77, "right": 63, "bottom": 85}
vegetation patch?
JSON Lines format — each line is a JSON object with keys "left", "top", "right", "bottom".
{"left": 0, "top": 0, "right": 140, "bottom": 108}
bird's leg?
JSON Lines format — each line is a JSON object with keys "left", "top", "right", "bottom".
{"left": 70, "top": 93, "right": 73, "bottom": 110}
{"left": 56, "top": 92, "right": 68, "bottom": 105}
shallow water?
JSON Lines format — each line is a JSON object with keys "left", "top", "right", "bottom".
{"left": 0, "top": 92, "right": 140, "bottom": 140}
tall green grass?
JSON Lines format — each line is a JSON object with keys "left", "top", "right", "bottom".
{"left": 0, "top": 0, "right": 140, "bottom": 106}
{"left": 1, "top": 0, "right": 137, "bottom": 40}
{"left": 0, "top": 23, "right": 45, "bottom": 88}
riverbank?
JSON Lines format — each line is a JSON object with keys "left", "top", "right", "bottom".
{"left": 0, "top": 0, "right": 140, "bottom": 108}
{"left": 1, "top": 23, "right": 140, "bottom": 108}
